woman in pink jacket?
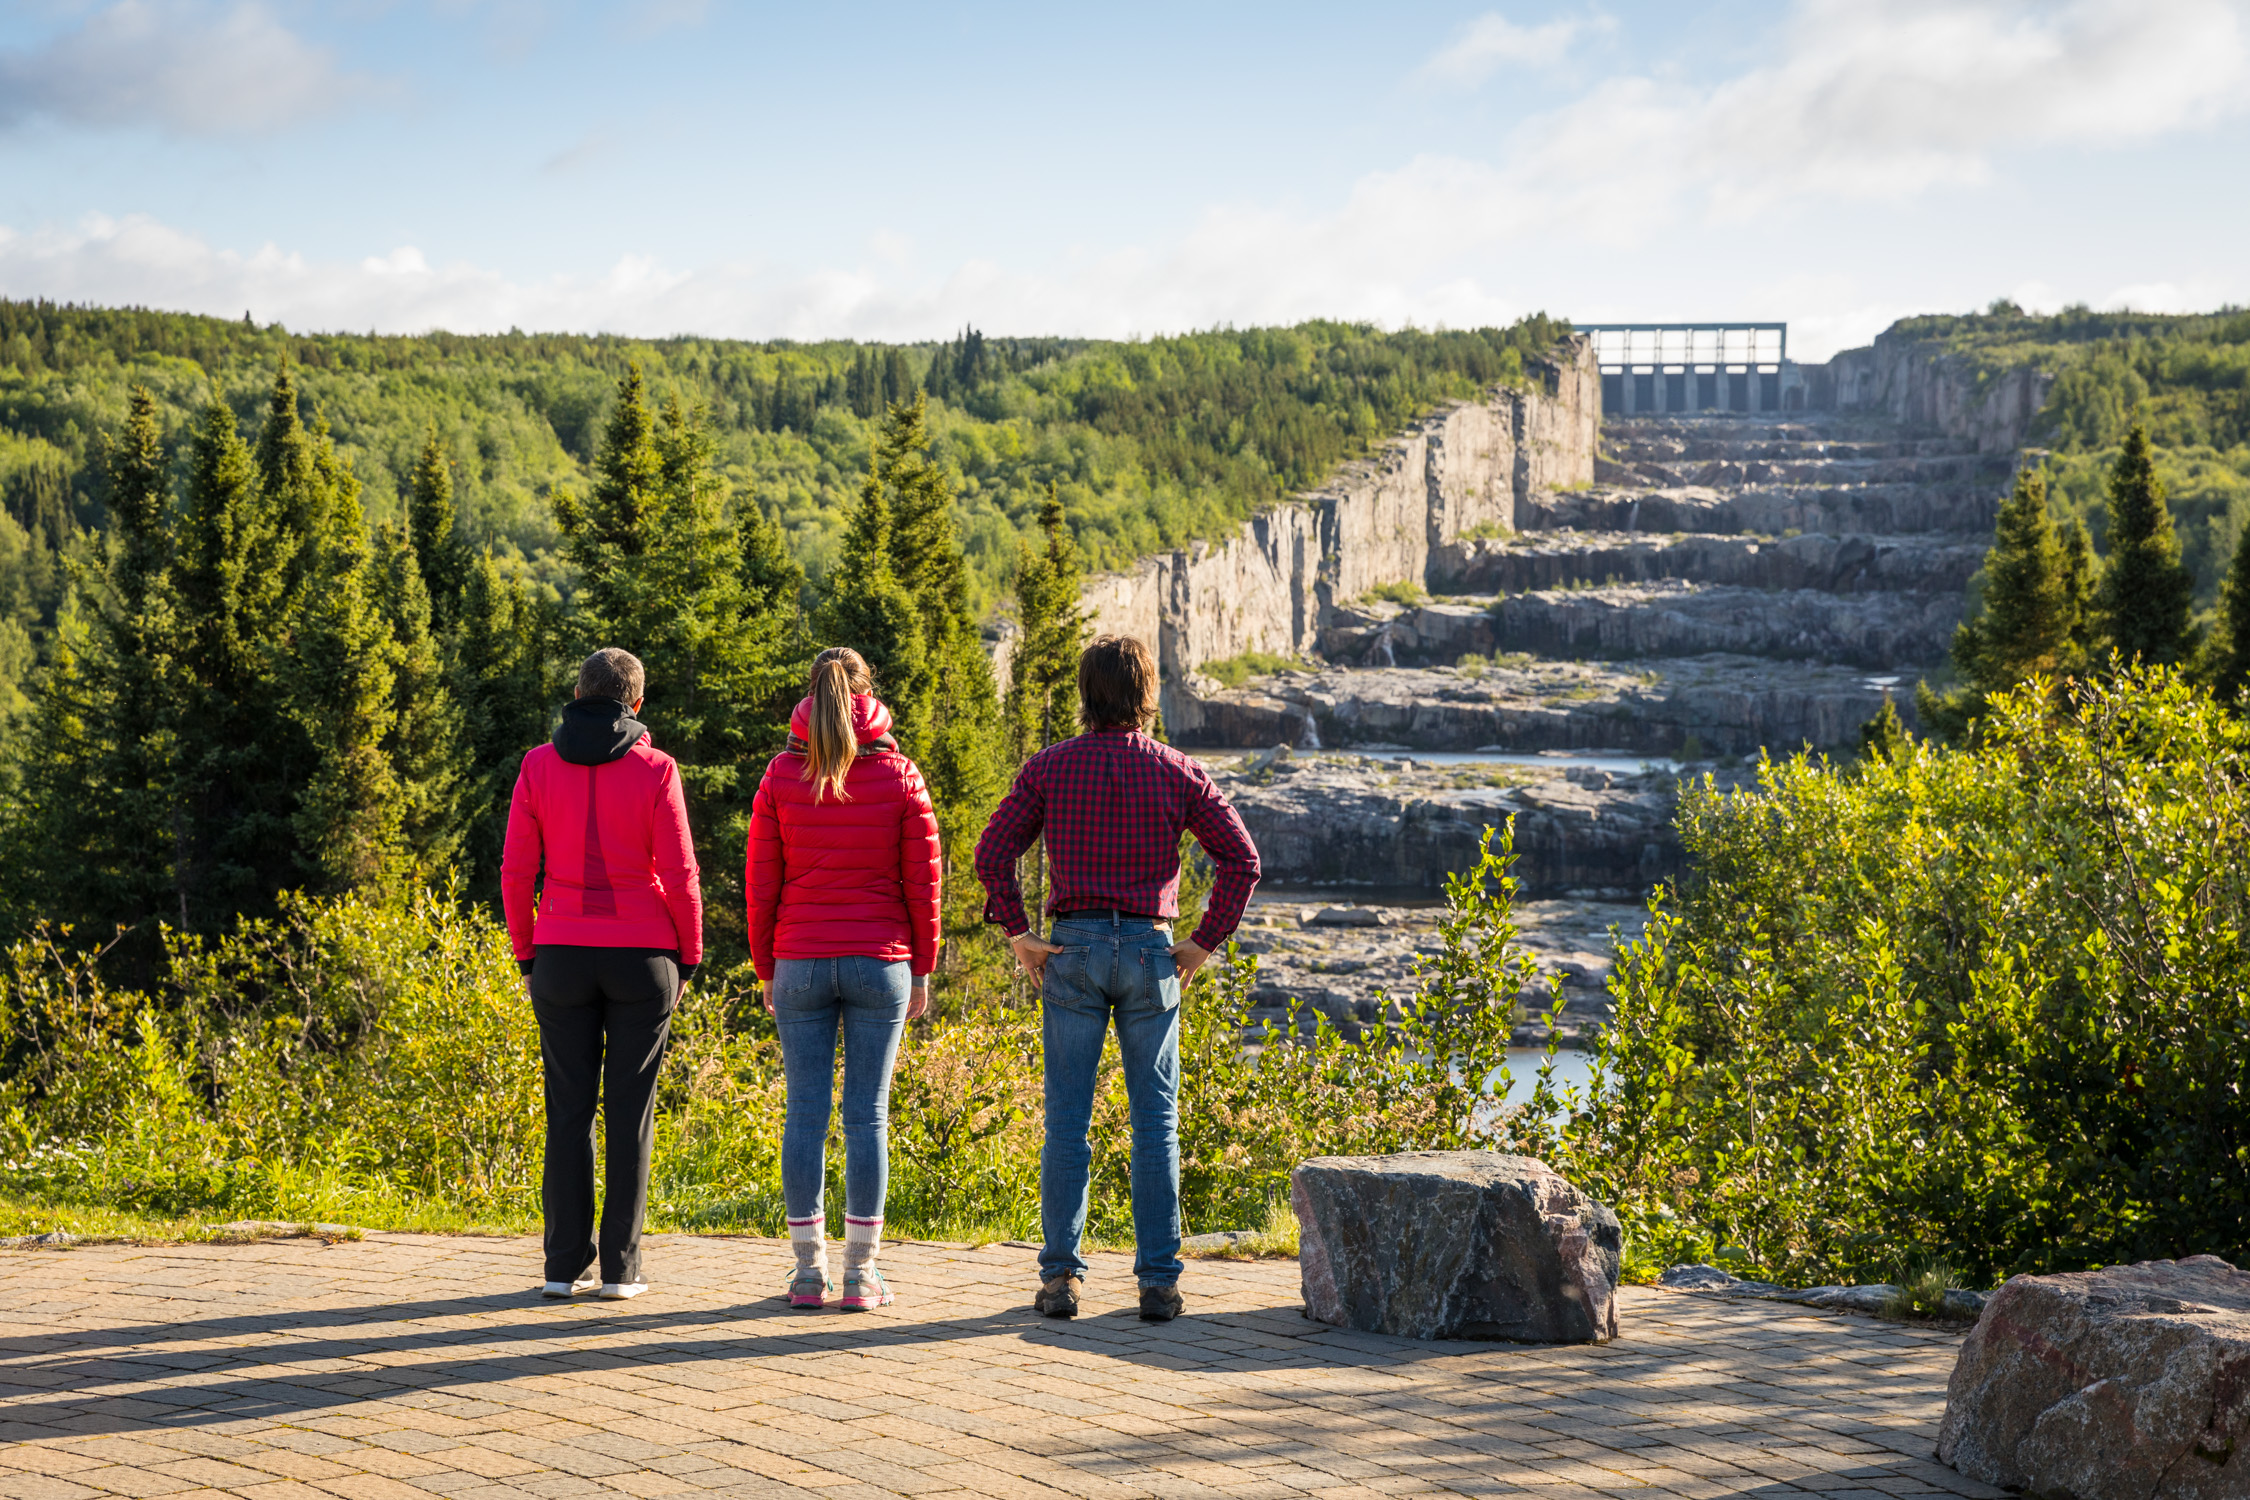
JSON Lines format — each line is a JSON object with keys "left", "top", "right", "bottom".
{"left": 747, "top": 647, "right": 940, "bottom": 1311}
{"left": 501, "top": 648, "right": 702, "bottom": 1303}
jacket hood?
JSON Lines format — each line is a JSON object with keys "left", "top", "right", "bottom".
{"left": 554, "top": 696, "right": 649, "bottom": 766}
{"left": 788, "top": 692, "right": 894, "bottom": 745}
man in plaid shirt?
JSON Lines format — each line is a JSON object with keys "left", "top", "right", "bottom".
{"left": 975, "top": 635, "right": 1261, "bottom": 1324}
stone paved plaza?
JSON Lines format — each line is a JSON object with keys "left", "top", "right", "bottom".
{"left": 0, "top": 1234, "right": 1998, "bottom": 1500}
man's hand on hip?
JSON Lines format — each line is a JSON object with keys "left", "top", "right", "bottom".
{"left": 1010, "top": 931, "right": 1063, "bottom": 982}
{"left": 1170, "top": 940, "right": 1212, "bottom": 985}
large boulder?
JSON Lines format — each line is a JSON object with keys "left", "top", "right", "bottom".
{"left": 1292, "top": 1151, "right": 1621, "bottom": 1343}
{"left": 1939, "top": 1255, "right": 2250, "bottom": 1498}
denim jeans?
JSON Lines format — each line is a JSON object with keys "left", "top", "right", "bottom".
{"left": 1039, "top": 914, "right": 1182, "bottom": 1288}
{"left": 772, "top": 957, "right": 911, "bottom": 1225}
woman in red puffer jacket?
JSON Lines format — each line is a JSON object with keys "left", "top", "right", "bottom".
{"left": 746, "top": 646, "right": 940, "bottom": 1313}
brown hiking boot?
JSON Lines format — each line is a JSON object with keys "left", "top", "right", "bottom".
{"left": 1034, "top": 1275, "right": 1080, "bottom": 1317}
{"left": 1139, "top": 1284, "right": 1183, "bottom": 1322}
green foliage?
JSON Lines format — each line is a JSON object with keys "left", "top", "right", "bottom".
{"left": 1858, "top": 694, "right": 1908, "bottom": 761}
{"left": 1006, "top": 483, "right": 1087, "bottom": 759}
{"left": 1361, "top": 579, "right": 1430, "bottom": 609}
{"left": 2099, "top": 425, "right": 2197, "bottom": 666}
{"left": 0, "top": 826, "right": 1563, "bottom": 1241}
{"left": 1200, "top": 650, "right": 1304, "bottom": 690}
{"left": 0, "top": 299, "right": 1572, "bottom": 621}
{"left": 2209, "top": 518, "right": 2250, "bottom": 705}
{"left": 1552, "top": 668, "right": 2250, "bottom": 1285}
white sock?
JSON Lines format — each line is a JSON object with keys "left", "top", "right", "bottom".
{"left": 844, "top": 1214, "right": 882, "bottom": 1273}
{"left": 788, "top": 1214, "right": 826, "bottom": 1275}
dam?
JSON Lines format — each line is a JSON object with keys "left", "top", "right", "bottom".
{"left": 1078, "top": 320, "right": 2036, "bottom": 1039}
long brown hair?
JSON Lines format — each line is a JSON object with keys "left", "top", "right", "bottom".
{"left": 803, "top": 646, "right": 874, "bottom": 803}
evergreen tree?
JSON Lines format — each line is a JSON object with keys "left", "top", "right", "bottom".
{"left": 1007, "top": 483, "right": 1087, "bottom": 761}
{"left": 1858, "top": 693, "right": 1909, "bottom": 762}
{"left": 2061, "top": 518, "right": 2101, "bottom": 665}
{"left": 451, "top": 554, "right": 552, "bottom": 890}
{"left": 1957, "top": 469, "right": 2072, "bottom": 694}
{"left": 857, "top": 396, "right": 1002, "bottom": 841}
{"left": 251, "top": 362, "right": 326, "bottom": 609}
{"left": 407, "top": 426, "right": 468, "bottom": 633}
{"left": 2209, "top": 520, "right": 2250, "bottom": 707}
{"left": 23, "top": 386, "right": 185, "bottom": 928}
{"left": 816, "top": 467, "right": 924, "bottom": 701}
{"left": 881, "top": 347, "right": 916, "bottom": 409}
{"left": 2098, "top": 424, "right": 2196, "bottom": 666}
{"left": 558, "top": 368, "right": 808, "bottom": 961}
{"left": 373, "top": 525, "right": 466, "bottom": 875}
{"left": 283, "top": 432, "right": 410, "bottom": 895}
{"left": 171, "top": 397, "right": 305, "bottom": 924}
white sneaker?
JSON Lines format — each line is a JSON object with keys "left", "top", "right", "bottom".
{"left": 542, "top": 1272, "right": 599, "bottom": 1299}
{"left": 598, "top": 1282, "right": 647, "bottom": 1300}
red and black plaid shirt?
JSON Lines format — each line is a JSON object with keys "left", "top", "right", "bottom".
{"left": 974, "top": 726, "right": 1261, "bottom": 950}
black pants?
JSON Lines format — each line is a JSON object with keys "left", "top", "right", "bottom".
{"left": 531, "top": 945, "right": 679, "bottom": 1284}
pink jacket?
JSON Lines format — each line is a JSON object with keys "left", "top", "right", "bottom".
{"left": 745, "top": 694, "right": 941, "bottom": 982}
{"left": 500, "top": 698, "right": 704, "bottom": 966}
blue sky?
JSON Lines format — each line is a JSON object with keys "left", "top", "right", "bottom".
{"left": 0, "top": 0, "right": 2245, "bottom": 358}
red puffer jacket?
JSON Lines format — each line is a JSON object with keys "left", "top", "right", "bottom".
{"left": 746, "top": 694, "right": 941, "bottom": 982}
{"left": 501, "top": 697, "right": 704, "bottom": 967}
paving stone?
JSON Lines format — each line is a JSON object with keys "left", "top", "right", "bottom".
{"left": 0, "top": 1236, "right": 1967, "bottom": 1500}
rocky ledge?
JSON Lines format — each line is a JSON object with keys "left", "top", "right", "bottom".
{"left": 1180, "top": 659, "right": 1902, "bottom": 757}
{"left": 1224, "top": 887, "right": 1640, "bottom": 1043}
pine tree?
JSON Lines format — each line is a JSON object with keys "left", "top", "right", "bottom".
{"left": 407, "top": 425, "right": 468, "bottom": 634}
{"left": 881, "top": 348, "right": 915, "bottom": 409}
{"left": 558, "top": 369, "right": 808, "bottom": 961}
{"left": 171, "top": 398, "right": 305, "bottom": 924}
{"left": 283, "top": 430, "right": 410, "bottom": 895}
{"left": 1007, "top": 483, "right": 1087, "bottom": 761}
{"left": 1958, "top": 469, "right": 2072, "bottom": 693}
{"left": 373, "top": 525, "right": 466, "bottom": 875}
{"left": 23, "top": 386, "right": 185, "bottom": 928}
{"left": 817, "top": 467, "right": 924, "bottom": 700}
{"left": 252, "top": 362, "right": 325, "bottom": 609}
{"left": 2209, "top": 520, "right": 2250, "bottom": 707}
{"left": 1858, "top": 693, "right": 1909, "bottom": 763}
{"left": 858, "top": 396, "right": 1002, "bottom": 839}
{"left": 2061, "top": 518, "right": 2100, "bottom": 667}
{"left": 451, "top": 553, "right": 552, "bottom": 890}
{"left": 2098, "top": 424, "right": 2195, "bottom": 666}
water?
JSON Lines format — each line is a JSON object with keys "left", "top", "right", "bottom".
{"left": 1498, "top": 1047, "right": 1600, "bottom": 1112}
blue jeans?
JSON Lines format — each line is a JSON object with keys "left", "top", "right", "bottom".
{"left": 772, "top": 957, "right": 910, "bottom": 1225}
{"left": 1040, "top": 914, "right": 1182, "bottom": 1288}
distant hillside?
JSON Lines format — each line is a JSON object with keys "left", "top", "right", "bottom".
{"left": 0, "top": 302, "right": 1570, "bottom": 676}
{"left": 1890, "top": 304, "right": 2250, "bottom": 600}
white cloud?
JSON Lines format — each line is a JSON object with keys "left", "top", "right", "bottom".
{"left": 0, "top": 1, "right": 369, "bottom": 135}
{"left": 0, "top": 1, "right": 2242, "bottom": 360}
{"left": 1420, "top": 12, "right": 1606, "bottom": 87}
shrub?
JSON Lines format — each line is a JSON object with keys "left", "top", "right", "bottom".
{"left": 1201, "top": 650, "right": 1305, "bottom": 690}
{"left": 1552, "top": 666, "right": 2250, "bottom": 1285}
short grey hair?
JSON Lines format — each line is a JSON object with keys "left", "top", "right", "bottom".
{"left": 576, "top": 647, "right": 645, "bottom": 704}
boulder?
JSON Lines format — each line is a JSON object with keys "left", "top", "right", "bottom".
{"left": 1292, "top": 1151, "right": 1621, "bottom": 1343}
{"left": 1939, "top": 1254, "right": 2250, "bottom": 1498}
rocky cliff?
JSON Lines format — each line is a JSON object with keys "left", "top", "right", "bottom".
{"left": 1815, "top": 329, "right": 2052, "bottom": 454}
{"left": 1080, "top": 337, "right": 1601, "bottom": 721}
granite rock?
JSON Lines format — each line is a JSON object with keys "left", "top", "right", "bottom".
{"left": 1938, "top": 1254, "right": 2250, "bottom": 1498}
{"left": 1293, "top": 1150, "right": 1621, "bottom": 1343}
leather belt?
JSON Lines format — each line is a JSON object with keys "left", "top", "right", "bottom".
{"left": 1055, "top": 908, "right": 1164, "bottom": 923}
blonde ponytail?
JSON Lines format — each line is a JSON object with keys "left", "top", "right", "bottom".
{"left": 803, "top": 647, "right": 874, "bottom": 802}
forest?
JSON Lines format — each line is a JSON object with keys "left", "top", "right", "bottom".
{"left": 1898, "top": 302, "right": 2250, "bottom": 603}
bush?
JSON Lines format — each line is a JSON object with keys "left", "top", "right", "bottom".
{"left": 1201, "top": 651, "right": 1305, "bottom": 690}
{"left": 1553, "top": 666, "right": 2250, "bottom": 1286}
{"left": 0, "top": 830, "right": 1569, "bottom": 1240}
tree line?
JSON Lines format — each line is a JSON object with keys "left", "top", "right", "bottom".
{"left": 14, "top": 360, "right": 1095, "bottom": 979}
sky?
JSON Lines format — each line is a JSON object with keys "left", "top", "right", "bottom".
{"left": 0, "top": 0, "right": 2245, "bottom": 361}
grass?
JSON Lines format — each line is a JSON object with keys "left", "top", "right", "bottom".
{"left": 1457, "top": 652, "right": 1489, "bottom": 679}
{"left": 1181, "top": 1200, "right": 1302, "bottom": 1260}
{"left": 1880, "top": 1262, "right": 1967, "bottom": 1321}
{"left": 0, "top": 1193, "right": 369, "bottom": 1244}
{"left": 1359, "top": 579, "right": 1429, "bottom": 609}
{"left": 1201, "top": 650, "right": 1308, "bottom": 690}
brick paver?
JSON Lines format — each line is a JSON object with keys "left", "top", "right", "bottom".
{"left": 0, "top": 1234, "right": 1996, "bottom": 1500}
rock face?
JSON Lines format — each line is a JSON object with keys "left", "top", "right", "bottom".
{"left": 1293, "top": 1151, "right": 1622, "bottom": 1343}
{"left": 1938, "top": 1255, "right": 2250, "bottom": 1498}
{"left": 1430, "top": 530, "right": 1988, "bottom": 598}
{"left": 1079, "top": 339, "right": 1601, "bottom": 724}
{"left": 1186, "top": 660, "right": 1900, "bottom": 757}
{"left": 1213, "top": 749, "right": 1701, "bottom": 896}
{"left": 1818, "top": 327, "right": 2055, "bottom": 455}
